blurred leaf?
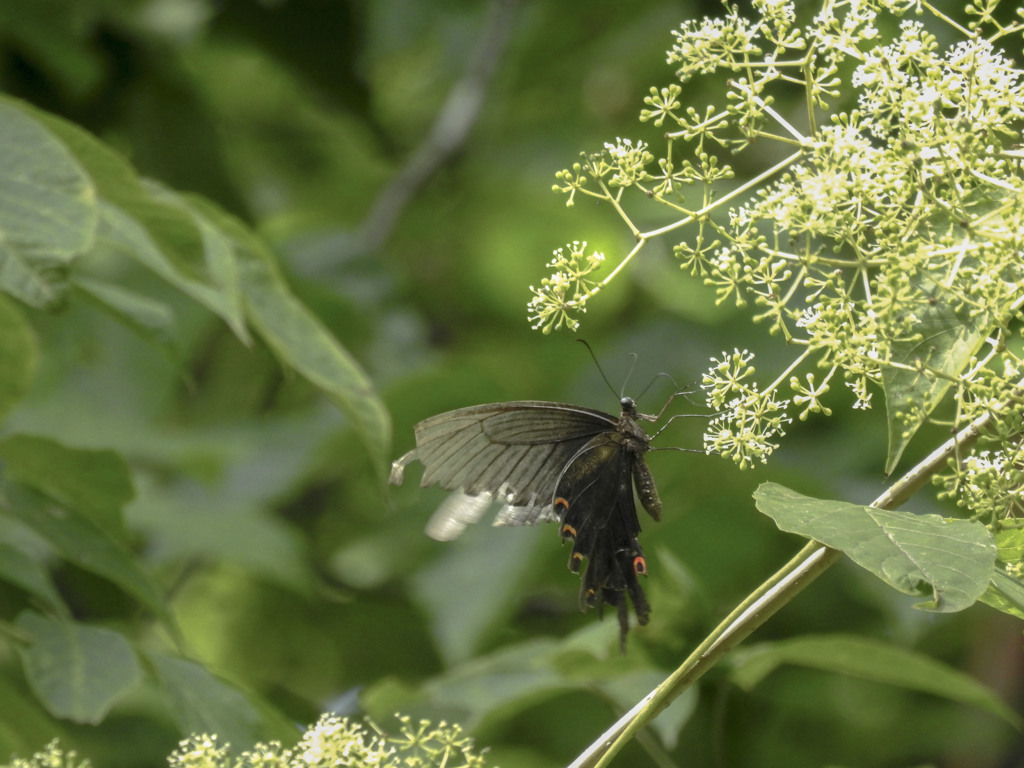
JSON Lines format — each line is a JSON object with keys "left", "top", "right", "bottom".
{"left": 364, "top": 630, "right": 673, "bottom": 739}
{"left": 882, "top": 249, "right": 990, "bottom": 474}
{"left": 15, "top": 611, "right": 142, "bottom": 725}
{"left": 0, "top": 434, "right": 134, "bottom": 541}
{"left": 71, "top": 275, "right": 178, "bottom": 351}
{"left": 131, "top": 481, "right": 313, "bottom": 594}
{"left": 4, "top": 485, "right": 176, "bottom": 633}
{"left": 146, "top": 652, "right": 268, "bottom": 748}
{"left": 0, "top": 673, "right": 68, "bottom": 763}
{"left": 241, "top": 251, "right": 390, "bottom": 478}
{"left": 597, "top": 669, "right": 698, "bottom": 750}
{"left": 367, "top": 638, "right": 572, "bottom": 730}
{"left": 4, "top": 96, "right": 390, "bottom": 477}
{"left": 187, "top": 194, "right": 392, "bottom": 480}
{"left": 994, "top": 527, "right": 1024, "bottom": 564}
{"left": 731, "top": 634, "right": 1020, "bottom": 728}
{"left": 0, "top": 543, "right": 66, "bottom": 617}
{"left": 0, "top": 294, "right": 37, "bottom": 422}
{"left": 753, "top": 483, "right": 995, "bottom": 612}
{"left": 9, "top": 96, "right": 250, "bottom": 343}
{"left": 90, "top": 200, "right": 250, "bottom": 344}
{"left": 410, "top": 523, "right": 544, "bottom": 664}
{"left": 0, "top": 96, "right": 95, "bottom": 308}
{"left": 0, "top": 0, "right": 107, "bottom": 100}
{"left": 142, "top": 180, "right": 249, "bottom": 343}
{"left": 979, "top": 568, "right": 1024, "bottom": 622}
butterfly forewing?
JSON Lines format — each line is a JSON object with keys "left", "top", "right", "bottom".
{"left": 409, "top": 401, "right": 616, "bottom": 508}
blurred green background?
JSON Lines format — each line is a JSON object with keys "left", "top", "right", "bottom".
{"left": 0, "top": 0, "right": 1021, "bottom": 766}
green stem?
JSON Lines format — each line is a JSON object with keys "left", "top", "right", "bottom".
{"left": 640, "top": 151, "right": 803, "bottom": 241}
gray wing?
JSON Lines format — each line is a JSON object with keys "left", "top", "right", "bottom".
{"left": 390, "top": 401, "right": 616, "bottom": 539}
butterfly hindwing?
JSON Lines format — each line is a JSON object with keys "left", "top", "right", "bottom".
{"left": 553, "top": 433, "right": 652, "bottom": 648}
{"left": 396, "top": 401, "right": 616, "bottom": 514}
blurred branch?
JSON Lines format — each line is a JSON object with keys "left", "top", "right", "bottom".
{"left": 355, "top": 0, "right": 520, "bottom": 254}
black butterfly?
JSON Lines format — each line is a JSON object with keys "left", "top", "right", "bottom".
{"left": 389, "top": 396, "right": 670, "bottom": 650}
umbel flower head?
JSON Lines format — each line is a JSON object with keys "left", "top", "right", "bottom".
{"left": 533, "top": 0, "right": 1024, "bottom": 484}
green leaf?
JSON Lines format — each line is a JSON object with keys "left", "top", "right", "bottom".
{"left": 994, "top": 527, "right": 1024, "bottom": 564}
{"left": 15, "top": 611, "right": 142, "bottom": 725}
{"left": 364, "top": 634, "right": 664, "bottom": 733}
{"left": 185, "top": 195, "right": 391, "bottom": 478}
{"left": 143, "top": 181, "right": 248, "bottom": 345}
{"left": 731, "top": 634, "right": 1020, "bottom": 728}
{"left": 0, "top": 293, "right": 37, "bottom": 423}
{"left": 4, "top": 486, "right": 176, "bottom": 632}
{"left": 0, "top": 543, "right": 67, "bottom": 617}
{"left": 2, "top": 98, "right": 388, "bottom": 472}
{"left": 0, "top": 96, "right": 96, "bottom": 308}
{"left": 131, "top": 486, "right": 313, "bottom": 594}
{"left": 71, "top": 275, "right": 178, "bottom": 351}
{"left": 146, "top": 652, "right": 265, "bottom": 747}
{"left": 91, "top": 200, "right": 249, "bottom": 343}
{"left": 410, "top": 524, "right": 544, "bottom": 664}
{"left": 0, "top": 674, "right": 68, "bottom": 762}
{"left": 238, "top": 254, "right": 390, "bottom": 477}
{"left": 978, "top": 567, "right": 1024, "bottom": 622}
{"left": 753, "top": 483, "right": 996, "bottom": 611}
{"left": 7, "top": 96, "right": 250, "bottom": 342}
{"left": 0, "top": 434, "right": 134, "bottom": 542}
{"left": 881, "top": 259, "right": 989, "bottom": 474}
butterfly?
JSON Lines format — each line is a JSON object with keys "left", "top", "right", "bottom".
{"left": 390, "top": 394, "right": 676, "bottom": 650}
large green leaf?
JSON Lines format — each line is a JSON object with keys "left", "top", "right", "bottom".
{"left": 753, "top": 483, "right": 995, "bottom": 611}
{"left": 131, "top": 483, "right": 313, "bottom": 593}
{"left": 0, "top": 294, "right": 37, "bottom": 423}
{"left": 15, "top": 612, "right": 142, "bottom": 725}
{"left": 0, "top": 544, "right": 67, "bottom": 617}
{"left": 362, "top": 630, "right": 695, "bottom": 747}
{"left": 410, "top": 524, "right": 544, "bottom": 664}
{"left": 0, "top": 434, "right": 134, "bottom": 542}
{"left": 186, "top": 195, "right": 392, "bottom": 478}
{"left": 89, "top": 199, "right": 249, "bottom": 343}
{"left": 146, "top": 652, "right": 266, "bottom": 747}
{"left": 0, "top": 97, "right": 96, "bottom": 308}
{"left": 7, "top": 95, "right": 250, "bottom": 343}
{"left": 731, "top": 634, "right": 1019, "bottom": 727}
{"left": 0, "top": 674, "right": 67, "bottom": 762}
{"left": 240, "top": 253, "right": 391, "bottom": 476}
{"left": 71, "top": 275, "right": 178, "bottom": 351}
{"left": 0, "top": 96, "right": 389, "bottom": 471}
{"left": 3, "top": 486, "right": 175, "bottom": 631}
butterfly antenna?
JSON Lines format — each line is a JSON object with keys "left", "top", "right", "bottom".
{"left": 577, "top": 339, "right": 619, "bottom": 399}
{"left": 620, "top": 353, "right": 639, "bottom": 397}
{"left": 637, "top": 371, "right": 678, "bottom": 404}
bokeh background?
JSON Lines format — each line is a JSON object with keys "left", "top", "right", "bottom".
{"left": 1, "top": 0, "right": 1022, "bottom": 766}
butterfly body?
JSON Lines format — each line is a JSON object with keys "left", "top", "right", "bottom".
{"left": 390, "top": 396, "right": 663, "bottom": 648}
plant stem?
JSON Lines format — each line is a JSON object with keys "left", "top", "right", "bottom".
{"left": 571, "top": 385, "right": 1011, "bottom": 768}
